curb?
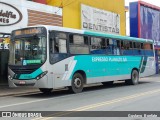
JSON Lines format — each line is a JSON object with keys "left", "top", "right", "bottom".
{"left": 0, "top": 86, "right": 40, "bottom": 97}
{"left": 0, "top": 91, "right": 40, "bottom": 97}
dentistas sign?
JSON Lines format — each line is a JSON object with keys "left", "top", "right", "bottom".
{"left": 0, "top": 2, "right": 22, "bottom": 26}
{"left": 81, "top": 4, "right": 120, "bottom": 35}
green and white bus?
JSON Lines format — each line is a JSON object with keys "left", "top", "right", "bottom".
{"left": 8, "top": 25, "right": 156, "bottom": 93}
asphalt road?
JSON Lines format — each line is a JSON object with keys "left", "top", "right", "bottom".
{"left": 0, "top": 74, "right": 160, "bottom": 120}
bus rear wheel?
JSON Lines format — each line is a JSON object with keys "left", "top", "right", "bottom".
{"left": 125, "top": 70, "right": 139, "bottom": 85}
{"left": 39, "top": 88, "right": 53, "bottom": 94}
{"left": 69, "top": 73, "right": 84, "bottom": 93}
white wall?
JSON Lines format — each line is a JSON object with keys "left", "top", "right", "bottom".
{"left": 0, "top": 0, "right": 62, "bottom": 33}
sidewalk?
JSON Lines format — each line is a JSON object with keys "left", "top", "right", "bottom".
{"left": 0, "top": 85, "right": 39, "bottom": 97}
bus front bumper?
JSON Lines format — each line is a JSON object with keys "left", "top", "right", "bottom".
{"left": 8, "top": 75, "right": 50, "bottom": 88}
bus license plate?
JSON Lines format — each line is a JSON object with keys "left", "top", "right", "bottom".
{"left": 19, "top": 81, "right": 26, "bottom": 84}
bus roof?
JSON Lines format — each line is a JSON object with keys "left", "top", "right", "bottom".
{"left": 22, "top": 25, "right": 154, "bottom": 43}
{"left": 84, "top": 31, "right": 153, "bottom": 43}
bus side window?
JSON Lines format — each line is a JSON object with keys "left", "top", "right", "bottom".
{"left": 106, "top": 39, "right": 109, "bottom": 47}
{"left": 117, "top": 40, "right": 120, "bottom": 48}
{"left": 54, "top": 37, "right": 59, "bottom": 53}
{"left": 130, "top": 41, "right": 133, "bottom": 49}
{"left": 49, "top": 31, "right": 54, "bottom": 53}
{"left": 101, "top": 38, "right": 106, "bottom": 49}
{"left": 133, "top": 42, "right": 141, "bottom": 55}
{"left": 133, "top": 42, "right": 136, "bottom": 48}
{"left": 123, "top": 41, "right": 130, "bottom": 50}
{"left": 113, "top": 40, "right": 120, "bottom": 55}
{"left": 90, "top": 37, "right": 104, "bottom": 54}
{"left": 136, "top": 42, "right": 141, "bottom": 49}
{"left": 49, "top": 32, "right": 68, "bottom": 64}
{"left": 106, "top": 39, "right": 120, "bottom": 55}
{"left": 122, "top": 41, "right": 132, "bottom": 55}
{"left": 105, "top": 39, "right": 110, "bottom": 54}
{"left": 69, "top": 34, "right": 89, "bottom": 54}
{"left": 55, "top": 32, "right": 67, "bottom": 53}
{"left": 134, "top": 42, "right": 138, "bottom": 55}
{"left": 143, "top": 43, "right": 153, "bottom": 56}
{"left": 141, "top": 43, "right": 144, "bottom": 49}
{"left": 121, "top": 41, "right": 124, "bottom": 49}
{"left": 59, "top": 39, "right": 67, "bottom": 53}
{"left": 50, "top": 38, "right": 54, "bottom": 53}
{"left": 69, "top": 35, "right": 73, "bottom": 44}
{"left": 150, "top": 44, "right": 153, "bottom": 49}
{"left": 140, "top": 43, "right": 144, "bottom": 55}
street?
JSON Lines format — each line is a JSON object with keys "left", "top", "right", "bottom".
{"left": 0, "top": 74, "right": 160, "bottom": 120}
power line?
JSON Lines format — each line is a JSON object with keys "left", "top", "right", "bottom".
{"left": 62, "top": 0, "right": 77, "bottom": 8}
{"left": 54, "top": 0, "right": 77, "bottom": 14}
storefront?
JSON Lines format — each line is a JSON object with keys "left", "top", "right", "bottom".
{"left": 130, "top": 1, "right": 160, "bottom": 73}
{"left": 0, "top": 0, "right": 62, "bottom": 84}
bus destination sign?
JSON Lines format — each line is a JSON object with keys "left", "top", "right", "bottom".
{"left": 13, "top": 28, "right": 42, "bottom": 36}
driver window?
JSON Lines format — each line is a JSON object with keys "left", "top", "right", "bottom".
{"left": 49, "top": 32, "right": 68, "bottom": 64}
{"left": 59, "top": 39, "right": 67, "bottom": 53}
{"left": 50, "top": 32, "right": 67, "bottom": 54}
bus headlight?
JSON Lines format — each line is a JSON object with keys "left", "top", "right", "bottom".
{"left": 36, "top": 71, "right": 48, "bottom": 80}
{"left": 8, "top": 75, "right": 13, "bottom": 80}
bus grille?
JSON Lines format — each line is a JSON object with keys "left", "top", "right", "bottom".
{"left": 9, "top": 65, "right": 42, "bottom": 74}
{"left": 15, "top": 83, "right": 35, "bottom": 86}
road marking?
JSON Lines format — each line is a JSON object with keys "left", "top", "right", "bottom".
{"left": 0, "top": 99, "right": 48, "bottom": 109}
{"left": 155, "top": 81, "right": 160, "bottom": 82}
{"left": 32, "top": 88, "right": 160, "bottom": 120}
{"left": 0, "top": 92, "right": 75, "bottom": 108}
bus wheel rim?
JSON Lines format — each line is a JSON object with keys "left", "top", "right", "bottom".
{"left": 133, "top": 72, "right": 138, "bottom": 82}
{"left": 74, "top": 78, "right": 81, "bottom": 88}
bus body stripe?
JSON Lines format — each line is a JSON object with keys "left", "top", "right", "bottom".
{"left": 140, "top": 56, "right": 148, "bottom": 73}
{"left": 68, "top": 55, "right": 142, "bottom": 79}
{"left": 62, "top": 60, "right": 77, "bottom": 80}
{"left": 18, "top": 68, "right": 43, "bottom": 80}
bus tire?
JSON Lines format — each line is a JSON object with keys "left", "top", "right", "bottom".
{"left": 69, "top": 73, "right": 84, "bottom": 93}
{"left": 125, "top": 69, "right": 139, "bottom": 85}
{"left": 102, "top": 81, "right": 113, "bottom": 86}
{"left": 39, "top": 88, "right": 53, "bottom": 94}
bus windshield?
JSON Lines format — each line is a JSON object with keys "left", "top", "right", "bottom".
{"left": 9, "top": 35, "right": 47, "bottom": 65}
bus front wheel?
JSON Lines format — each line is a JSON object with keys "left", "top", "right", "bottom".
{"left": 39, "top": 88, "right": 53, "bottom": 94}
{"left": 125, "top": 70, "right": 139, "bottom": 85}
{"left": 69, "top": 73, "right": 84, "bottom": 93}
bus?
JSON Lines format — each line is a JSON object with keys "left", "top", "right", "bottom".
{"left": 8, "top": 25, "right": 156, "bottom": 93}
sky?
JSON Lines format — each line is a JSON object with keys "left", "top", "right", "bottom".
{"left": 125, "top": 0, "right": 160, "bottom": 7}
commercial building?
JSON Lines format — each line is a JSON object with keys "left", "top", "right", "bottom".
{"left": 130, "top": 1, "right": 160, "bottom": 73}
{"left": 0, "top": 0, "right": 62, "bottom": 84}
{"left": 47, "top": 0, "right": 126, "bottom": 35}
